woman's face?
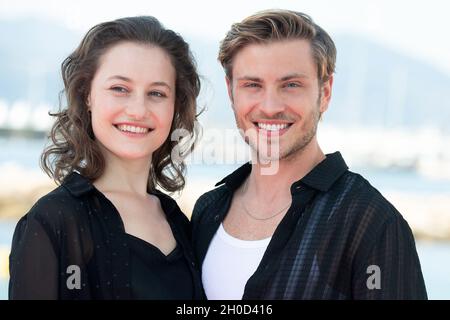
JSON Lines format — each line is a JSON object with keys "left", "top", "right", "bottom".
{"left": 88, "top": 41, "right": 176, "bottom": 162}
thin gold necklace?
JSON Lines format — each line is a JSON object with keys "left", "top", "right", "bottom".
{"left": 240, "top": 179, "right": 291, "bottom": 221}
{"left": 241, "top": 201, "right": 291, "bottom": 221}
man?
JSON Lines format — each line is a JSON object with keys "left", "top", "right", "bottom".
{"left": 191, "top": 9, "right": 427, "bottom": 299}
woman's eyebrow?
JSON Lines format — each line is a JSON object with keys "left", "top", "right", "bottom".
{"left": 107, "top": 75, "right": 132, "bottom": 82}
{"left": 106, "top": 76, "right": 172, "bottom": 91}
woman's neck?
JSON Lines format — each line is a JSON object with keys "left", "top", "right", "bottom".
{"left": 93, "top": 151, "right": 152, "bottom": 197}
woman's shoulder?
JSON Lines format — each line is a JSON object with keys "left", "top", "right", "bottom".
{"left": 23, "top": 186, "right": 78, "bottom": 226}
{"left": 10, "top": 185, "right": 80, "bottom": 252}
{"left": 152, "top": 190, "right": 190, "bottom": 225}
{"left": 24, "top": 172, "right": 93, "bottom": 227}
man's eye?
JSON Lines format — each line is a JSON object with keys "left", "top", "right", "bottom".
{"left": 111, "top": 86, "right": 128, "bottom": 93}
{"left": 149, "top": 91, "right": 167, "bottom": 98}
{"left": 245, "top": 83, "right": 261, "bottom": 88}
{"left": 285, "top": 82, "right": 301, "bottom": 88}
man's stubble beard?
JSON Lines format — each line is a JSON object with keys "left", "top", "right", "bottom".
{"left": 233, "top": 96, "right": 322, "bottom": 162}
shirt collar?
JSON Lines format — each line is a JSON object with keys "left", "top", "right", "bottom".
{"left": 62, "top": 171, "right": 95, "bottom": 197}
{"left": 215, "top": 151, "right": 348, "bottom": 193}
{"left": 62, "top": 172, "right": 178, "bottom": 215}
{"left": 215, "top": 162, "right": 251, "bottom": 190}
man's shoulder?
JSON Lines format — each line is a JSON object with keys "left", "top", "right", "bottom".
{"left": 335, "top": 171, "right": 421, "bottom": 276}
{"left": 191, "top": 184, "right": 229, "bottom": 224}
{"left": 343, "top": 170, "right": 398, "bottom": 210}
{"left": 335, "top": 170, "right": 407, "bottom": 231}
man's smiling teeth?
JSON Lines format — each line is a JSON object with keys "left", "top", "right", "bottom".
{"left": 257, "top": 123, "right": 290, "bottom": 131}
{"left": 116, "top": 124, "right": 150, "bottom": 134}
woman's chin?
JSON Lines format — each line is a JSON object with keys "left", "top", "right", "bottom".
{"left": 112, "top": 150, "right": 154, "bottom": 162}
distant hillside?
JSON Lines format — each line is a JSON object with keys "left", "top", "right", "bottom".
{"left": 330, "top": 35, "right": 450, "bottom": 131}
{"left": 0, "top": 18, "right": 81, "bottom": 106}
{"left": 1, "top": 18, "right": 449, "bottom": 132}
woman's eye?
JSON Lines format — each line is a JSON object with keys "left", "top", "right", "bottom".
{"left": 149, "top": 91, "right": 167, "bottom": 98}
{"left": 111, "top": 86, "right": 128, "bottom": 93}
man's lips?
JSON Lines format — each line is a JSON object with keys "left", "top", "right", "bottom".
{"left": 251, "top": 121, "right": 294, "bottom": 135}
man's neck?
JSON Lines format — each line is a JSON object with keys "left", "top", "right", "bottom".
{"left": 247, "top": 138, "right": 325, "bottom": 201}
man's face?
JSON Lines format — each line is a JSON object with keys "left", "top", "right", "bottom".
{"left": 226, "top": 39, "right": 332, "bottom": 161}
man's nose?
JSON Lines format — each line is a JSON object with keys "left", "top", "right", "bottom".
{"left": 259, "top": 88, "right": 285, "bottom": 116}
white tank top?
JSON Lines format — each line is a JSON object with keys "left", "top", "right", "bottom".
{"left": 202, "top": 223, "right": 272, "bottom": 300}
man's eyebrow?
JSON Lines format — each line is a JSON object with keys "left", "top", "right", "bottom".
{"left": 279, "top": 73, "right": 309, "bottom": 81}
{"left": 236, "top": 76, "right": 263, "bottom": 82}
{"left": 236, "top": 74, "right": 310, "bottom": 82}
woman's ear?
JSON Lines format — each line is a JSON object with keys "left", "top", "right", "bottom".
{"left": 86, "top": 95, "right": 91, "bottom": 110}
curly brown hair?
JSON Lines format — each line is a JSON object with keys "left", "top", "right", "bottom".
{"left": 41, "top": 16, "right": 200, "bottom": 192}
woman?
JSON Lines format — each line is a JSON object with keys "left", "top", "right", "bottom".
{"left": 9, "top": 16, "right": 203, "bottom": 299}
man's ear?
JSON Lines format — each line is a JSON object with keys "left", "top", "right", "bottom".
{"left": 225, "top": 76, "right": 234, "bottom": 104}
{"left": 319, "top": 75, "right": 333, "bottom": 114}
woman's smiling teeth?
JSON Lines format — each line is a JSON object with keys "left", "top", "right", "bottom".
{"left": 115, "top": 124, "right": 151, "bottom": 134}
{"left": 257, "top": 122, "right": 291, "bottom": 131}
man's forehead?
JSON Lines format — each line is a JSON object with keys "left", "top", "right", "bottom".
{"left": 231, "top": 39, "right": 316, "bottom": 79}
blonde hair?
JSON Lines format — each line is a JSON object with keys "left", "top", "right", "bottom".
{"left": 218, "top": 9, "right": 336, "bottom": 84}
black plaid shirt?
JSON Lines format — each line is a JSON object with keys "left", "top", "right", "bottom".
{"left": 191, "top": 152, "right": 427, "bottom": 299}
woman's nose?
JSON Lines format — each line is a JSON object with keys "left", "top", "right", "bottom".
{"left": 125, "top": 95, "right": 148, "bottom": 120}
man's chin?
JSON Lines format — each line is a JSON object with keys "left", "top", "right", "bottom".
{"left": 253, "top": 143, "right": 309, "bottom": 163}
{"left": 250, "top": 148, "right": 285, "bottom": 163}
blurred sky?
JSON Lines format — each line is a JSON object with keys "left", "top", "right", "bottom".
{"left": 1, "top": 0, "right": 450, "bottom": 76}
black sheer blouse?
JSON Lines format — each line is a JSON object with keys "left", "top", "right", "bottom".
{"left": 126, "top": 234, "right": 193, "bottom": 299}
{"left": 8, "top": 172, "right": 203, "bottom": 300}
